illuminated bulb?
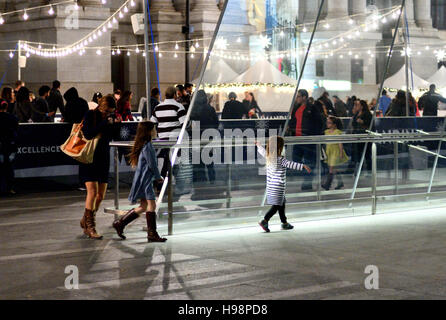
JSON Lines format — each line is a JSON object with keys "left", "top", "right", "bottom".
{"left": 112, "top": 50, "right": 115, "bottom": 55}
{"left": 108, "top": 21, "right": 112, "bottom": 29}
{"left": 174, "top": 53, "right": 178, "bottom": 58}
{"left": 348, "top": 19, "right": 354, "bottom": 25}
{"left": 175, "top": 43, "right": 179, "bottom": 50}
{"left": 48, "top": 6, "right": 54, "bottom": 15}
{"left": 98, "top": 30, "right": 102, "bottom": 36}
{"left": 324, "top": 23, "right": 330, "bottom": 29}
{"left": 113, "top": 17, "right": 118, "bottom": 24}
{"left": 155, "top": 45, "right": 159, "bottom": 52}
{"left": 280, "top": 31, "right": 284, "bottom": 37}
{"left": 93, "top": 33, "right": 97, "bottom": 39}
{"left": 23, "top": 11, "right": 29, "bottom": 20}
{"left": 96, "top": 49, "right": 102, "bottom": 55}
{"left": 74, "top": 3, "right": 79, "bottom": 10}
{"left": 9, "top": 51, "right": 14, "bottom": 59}
{"left": 0, "top": 15, "right": 4, "bottom": 25}
{"left": 339, "top": 54, "right": 344, "bottom": 59}
{"left": 332, "top": 40, "right": 337, "bottom": 45}
{"left": 117, "top": 48, "right": 121, "bottom": 54}
{"left": 191, "top": 53, "right": 194, "bottom": 59}
{"left": 339, "top": 37, "right": 344, "bottom": 42}
{"left": 417, "top": 51, "right": 421, "bottom": 55}
{"left": 135, "top": 47, "right": 140, "bottom": 53}
{"left": 159, "top": 52, "right": 162, "bottom": 58}
{"left": 195, "top": 42, "right": 199, "bottom": 48}
{"left": 130, "top": 0, "right": 135, "bottom": 6}
{"left": 237, "top": 37, "right": 241, "bottom": 43}
{"left": 354, "top": 54, "right": 359, "bottom": 59}
{"left": 102, "top": 26, "right": 107, "bottom": 33}
{"left": 101, "top": 0, "right": 106, "bottom": 4}
{"left": 127, "top": 51, "right": 130, "bottom": 56}
{"left": 302, "top": 27, "right": 307, "bottom": 32}
{"left": 124, "top": 6, "right": 128, "bottom": 13}
{"left": 348, "top": 51, "right": 352, "bottom": 56}
{"left": 119, "top": 11, "right": 124, "bottom": 19}
{"left": 381, "top": 17, "right": 387, "bottom": 24}
{"left": 425, "top": 46, "right": 430, "bottom": 50}
{"left": 143, "top": 52, "right": 146, "bottom": 57}
{"left": 355, "top": 30, "right": 360, "bottom": 36}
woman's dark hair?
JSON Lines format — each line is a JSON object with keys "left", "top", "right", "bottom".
{"left": 92, "top": 92, "right": 103, "bottom": 104}
{"left": 1, "top": 87, "right": 13, "bottom": 101}
{"left": 117, "top": 90, "right": 132, "bottom": 113}
{"left": 396, "top": 90, "right": 406, "bottom": 102}
{"left": 359, "top": 100, "right": 370, "bottom": 113}
{"left": 328, "top": 116, "right": 343, "bottom": 130}
{"left": 128, "top": 121, "right": 156, "bottom": 168}
{"left": 249, "top": 92, "right": 256, "bottom": 102}
{"left": 16, "top": 86, "right": 30, "bottom": 103}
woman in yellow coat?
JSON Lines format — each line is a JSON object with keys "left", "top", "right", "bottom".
{"left": 322, "top": 116, "right": 349, "bottom": 190}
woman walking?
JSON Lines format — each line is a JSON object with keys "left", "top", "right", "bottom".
{"left": 256, "top": 136, "right": 311, "bottom": 233}
{"left": 79, "top": 95, "right": 120, "bottom": 239}
{"left": 112, "top": 121, "right": 167, "bottom": 242}
{"left": 322, "top": 116, "right": 349, "bottom": 190}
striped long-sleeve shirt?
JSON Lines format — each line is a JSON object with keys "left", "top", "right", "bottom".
{"left": 150, "top": 99, "right": 186, "bottom": 140}
{"left": 258, "top": 146, "right": 304, "bottom": 206}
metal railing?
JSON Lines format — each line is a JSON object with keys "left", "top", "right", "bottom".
{"left": 106, "top": 130, "right": 446, "bottom": 234}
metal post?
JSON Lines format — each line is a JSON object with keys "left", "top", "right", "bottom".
{"left": 394, "top": 142, "right": 399, "bottom": 195}
{"left": 403, "top": 6, "right": 410, "bottom": 116}
{"left": 114, "top": 147, "right": 120, "bottom": 210}
{"left": 185, "top": 0, "right": 190, "bottom": 83}
{"left": 317, "top": 144, "right": 321, "bottom": 201}
{"left": 142, "top": 0, "right": 151, "bottom": 118}
{"left": 167, "top": 166, "right": 173, "bottom": 235}
{"left": 226, "top": 163, "right": 232, "bottom": 209}
{"left": 372, "top": 143, "right": 377, "bottom": 215}
{"left": 18, "top": 40, "right": 21, "bottom": 81}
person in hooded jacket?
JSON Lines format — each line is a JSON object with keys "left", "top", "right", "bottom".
{"left": 63, "top": 87, "right": 89, "bottom": 124}
{"left": 190, "top": 90, "right": 219, "bottom": 184}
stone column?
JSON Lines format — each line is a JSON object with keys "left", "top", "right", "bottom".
{"left": 326, "top": 0, "right": 349, "bottom": 19}
{"left": 404, "top": 0, "right": 416, "bottom": 27}
{"left": 303, "top": 0, "right": 320, "bottom": 23}
{"left": 414, "top": 0, "right": 432, "bottom": 28}
{"left": 351, "top": 0, "right": 367, "bottom": 16}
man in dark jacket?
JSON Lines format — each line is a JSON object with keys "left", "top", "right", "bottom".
{"left": 47, "top": 80, "right": 65, "bottom": 121}
{"left": 32, "top": 85, "right": 54, "bottom": 122}
{"left": 333, "top": 95, "right": 348, "bottom": 117}
{"left": 418, "top": 84, "right": 446, "bottom": 116}
{"left": 142, "top": 87, "right": 161, "bottom": 120}
{"left": 287, "top": 89, "right": 324, "bottom": 191}
{"left": 0, "top": 99, "right": 19, "bottom": 195}
{"left": 63, "top": 87, "right": 89, "bottom": 124}
{"left": 221, "top": 92, "right": 248, "bottom": 119}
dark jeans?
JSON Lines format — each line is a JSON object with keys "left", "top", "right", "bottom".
{"left": 0, "top": 152, "right": 15, "bottom": 194}
{"left": 292, "top": 144, "right": 316, "bottom": 188}
{"left": 264, "top": 204, "right": 287, "bottom": 223}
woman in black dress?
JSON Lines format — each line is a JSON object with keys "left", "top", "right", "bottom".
{"left": 79, "top": 95, "right": 120, "bottom": 239}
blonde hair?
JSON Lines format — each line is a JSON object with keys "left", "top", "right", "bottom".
{"left": 266, "top": 136, "right": 284, "bottom": 164}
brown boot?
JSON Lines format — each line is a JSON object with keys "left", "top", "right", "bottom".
{"left": 84, "top": 209, "right": 103, "bottom": 240}
{"left": 146, "top": 212, "right": 167, "bottom": 243}
{"left": 112, "top": 209, "right": 140, "bottom": 240}
{"left": 80, "top": 209, "right": 89, "bottom": 236}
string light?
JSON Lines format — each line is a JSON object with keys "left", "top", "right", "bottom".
{"left": 96, "top": 49, "right": 102, "bottom": 55}
{"left": 135, "top": 47, "right": 140, "bottom": 53}
{"left": 127, "top": 51, "right": 130, "bottom": 56}
{"left": 102, "top": 0, "right": 107, "bottom": 4}
{"left": 174, "top": 52, "right": 178, "bottom": 58}
{"left": 23, "top": 10, "right": 29, "bottom": 20}
{"left": 130, "top": 0, "right": 135, "bottom": 7}
{"left": 159, "top": 52, "right": 162, "bottom": 58}
{"left": 48, "top": 6, "right": 55, "bottom": 16}
{"left": 302, "top": 27, "right": 307, "bottom": 32}
{"left": 123, "top": 6, "right": 129, "bottom": 13}
{"left": 9, "top": 51, "right": 14, "bottom": 59}
{"left": 175, "top": 42, "right": 179, "bottom": 50}
{"left": 117, "top": 48, "right": 121, "bottom": 55}
{"left": 0, "top": 15, "right": 4, "bottom": 25}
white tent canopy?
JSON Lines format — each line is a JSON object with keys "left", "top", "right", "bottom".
{"left": 230, "top": 59, "right": 297, "bottom": 84}
{"left": 427, "top": 66, "right": 446, "bottom": 88}
{"left": 193, "top": 58, "right": 239, "bottom": 85}
{"left": 383, "top": 64, "right": 429, "bottom": 91}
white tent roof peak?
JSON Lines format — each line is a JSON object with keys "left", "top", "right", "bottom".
{"left": 193, "top": 58, "right": 239, "bottom": 85}
{"left": 427, "top": 66, "right": 446, "bottom": 88}
{"left": 230, "top": 59, "right": 297, "bottom": 84}
{"left": 383, "top": 64, "right": 429, "bottom": 90}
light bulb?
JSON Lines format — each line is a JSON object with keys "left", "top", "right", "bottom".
{"left": 159, "top": 52, "right": 162, "bottom": 58}
{"left": 124, "top": 6, "right": 128, "bottom": 13}
{"left": 26, "top": 52, "right": 30, "bottom": 58}
{"left": 102, "top": 26, "right": 107, "bottom": 33}
{"left": 48, "top": 6, "right": 54, "bottom": 15}
{"left": 136, "top": 47, "right": 140, "bottom": 53}
{"left": 130, "top": 0, "right": 135, "bottom": 7}
{"left": 175, "top": 43, "right": 179, "bottom": 50}
{"left": 101, "top": 0, "right": 106, "bottom": 4}
{"left": 348, "top": 19, "right": 354, "bottom": 25}
{"left": 108, "top": 21, "right": 112, "bottom": 29}
{"left": 302, "top": 27, "right": 307, "bottom": 32}
{"left": 96, "top": 49, "right": 102, "bottom": 55}
{"left": 98, "top": 30, "right": 102, "bottom": 36}
{"left": 324, "top": 23, "right": 330, "bottom": 29}
{"left": 195, "top": 42, "right": 199, "bottom": 48}
{"left": 119, "top": 11, "right": 124, "bottom": 19}
{"left": 74, "top": 3, "right": 79, "bottom": 10}
{"left": 127, "top": 51, "right": 130, "bottom": 56}
{"left": 0, "top": 15, "right": 4, "bottom": 25}
{"left": 191, "top": 53, "right": 194, "bottom": 59}
{"left": 237, "top": 37, "right": 241, "bottom": 43}
{"left": 23, "top": 11, "right": 29, "bottom": 20}
{"left": 117, "top": 48, "right": 121, "bottom": 54}
{"left": 174, "top": 53, "right": 178, "bottom": 58}
{"left": 280, "top": 31, "right": 284, "bottom": 37}
{"left": 9, "top": 51, "right": 14, "bottom": 59}
{"left": 113, "top": 17, "right": 118, "bottom": 24}
{"left": 155, "top": 45, "right": 159, "bottom": 52}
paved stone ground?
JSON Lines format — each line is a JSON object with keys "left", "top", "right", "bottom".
{"left": 2, "top": 182, "right": 446, "bottom": 300}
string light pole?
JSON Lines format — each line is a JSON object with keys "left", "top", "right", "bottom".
{"left": 142, "top": 0, "right": 151, "bottom": 118}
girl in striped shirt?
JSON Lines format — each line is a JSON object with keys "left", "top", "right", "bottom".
{"left": 256, "top": 136, "right": 311, "bottom": 232}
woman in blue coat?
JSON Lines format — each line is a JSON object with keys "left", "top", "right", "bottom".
{"left": 112, "top": 121, "right": 166, "bottom": 242}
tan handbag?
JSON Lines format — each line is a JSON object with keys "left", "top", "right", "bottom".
{"left": 60, "top": 121, "right": 99, "bottom": 164}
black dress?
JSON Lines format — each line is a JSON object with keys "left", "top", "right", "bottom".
{"left": 79, "top": 109, "right": 118, "bottom": 184}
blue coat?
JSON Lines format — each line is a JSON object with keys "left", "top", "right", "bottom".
{"left": 128, "top": 142, "right": 161, "bottom": 204}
